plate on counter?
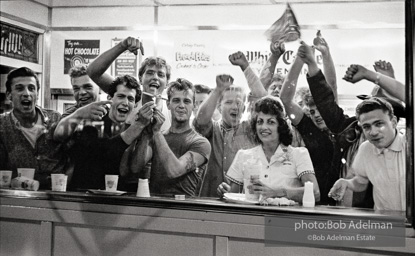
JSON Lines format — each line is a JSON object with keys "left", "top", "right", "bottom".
{"left": 87, "top": 189, "right": 127, "bottom": 196}
{"left": 223, "top": 193, "right": 259, "bottom": 205}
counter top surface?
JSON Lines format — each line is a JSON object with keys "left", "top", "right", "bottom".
{"left": 0, "top": 188, "right": 406, "bottom": 219}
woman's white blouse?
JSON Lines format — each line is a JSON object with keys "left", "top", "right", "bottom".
{"left": 226, "top": 145, "right": 314, "bottom": 191}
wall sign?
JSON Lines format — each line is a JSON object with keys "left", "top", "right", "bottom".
{"left": 111, "top": 38, "right": 138, "bottom": 78}
{"left": 64, "top": 40, "right": 100, "bottom": 74}
{"left": 0, "top": 22, "right": 39, "bottom": 63}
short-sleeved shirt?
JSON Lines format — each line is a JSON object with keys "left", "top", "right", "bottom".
{"left": 194, "top": 119, "right": 256, "bottom": 197}
{"left": 351, "top": 131, "right": 405, "bottom": 211}
{"left": 226, "top": 145, "right": 314, "bottom": 191}
{"left": 150, "top": 128, "right": 211, "bottom": 197}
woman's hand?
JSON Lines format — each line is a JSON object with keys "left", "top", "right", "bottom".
{"left": 217, "top": 182, "right": 231, "bottom": 198}
{"left": 250, "top": 179, "right": 286, "bottom": 198}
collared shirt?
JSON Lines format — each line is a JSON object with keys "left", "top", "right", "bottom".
{"left": 226, "top": 145, "right": 314, "bottom": 191}
{"left": 194, "top": 119, "right": 256, "bottom": 197}
{"left": 0, "top": 106, "right": 67, "bottom": 189}
{"left": 11, "top": 109, "right": 46, "bottom": 148}
{"left": 351, "top": 131, "right": 406, "bottom": 211}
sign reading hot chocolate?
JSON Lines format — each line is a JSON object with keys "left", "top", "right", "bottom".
{"left": 64, "top": 40, "right": 100, "bottom": 74}
{"left": 0, "top": 22, "right": 39, "bottom": 63}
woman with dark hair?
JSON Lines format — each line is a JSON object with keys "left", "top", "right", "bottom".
{"left": 218, "top": 96, "right": 320, "bottom": 204}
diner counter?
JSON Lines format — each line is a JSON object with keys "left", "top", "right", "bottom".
{"left": 1, "top": 189, "right": 414, "bottom": 256}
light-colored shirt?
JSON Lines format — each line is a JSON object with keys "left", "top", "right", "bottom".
{"left": 194, "top": 119, "right": 256, "bottom": 197}
{"left": 11, "top": 109, "right": 46, "bottom": 149}
{"left": 351, "top": 131, "right": 406, "bottom": 211}
{"left": 226, "top": 145, "right": 314, "bottom": 191}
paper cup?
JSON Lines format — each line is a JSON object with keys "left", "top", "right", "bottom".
{"left": 51, "top": 174, "right": 68, "bottom": 192}
{"left": 17, "top": 168, "right": 35, "bottom": 179}
{"left": 105, "top": 175, "right": 119, "bottom": 192}
{"left": 136, "top": 178, "right": 150, "bottom": 197}
{"left": 0, "top": 170, "right": 12, "bottom": 188}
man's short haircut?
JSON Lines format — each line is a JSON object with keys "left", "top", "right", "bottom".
{"left": 194, "top": 84, "right": 211, "bottom": 94}
{"left": 69, "top": 64, "right": 88, "bottom": 79}
{"left": 303, "top": 92, "right": 316, "bottom": 107}
{"left": 6, "top": 67, "right": 40, "bottom": 92}
{"left": 295, "top": 87, "right": 310, "bottom": 99}
{"left": 356, "top": 97, "right": 394, "bottom": 121}
{"left": 167, "top": 78, "right": 195, "bottom": 102}
{"left": 108, "top": 75, "right": 142, "bottom": 103}
{"left": 138, "top": 57, "right": 171, "bottom": 81}
{"left": 271, "top": 73, "right": 285, "bottom": 83}
{"left": 218, "top": 84, "right": 247, "bottom": 105}
{"left": 251, "top": 96, "right": 293, "bottom": 146}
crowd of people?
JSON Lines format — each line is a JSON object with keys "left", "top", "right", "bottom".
{"left": 0, "top": 35, "right": 406, "bottom": 211}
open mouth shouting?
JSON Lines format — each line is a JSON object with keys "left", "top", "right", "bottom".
{"left": 147, "top": 83, "right": 161, "bottom": 94}
{"left": 117, "top": 107, "right": 130, "bottom": 116}
{"left": 229, "top": 112, "right": 239, "bottom": 119}
{"left": 21, "top": 99, "right": 33, "bottom": 109}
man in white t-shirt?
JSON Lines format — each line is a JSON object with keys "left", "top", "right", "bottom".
{"left": 328, "top": 97, "right": 405, "bottom": 211}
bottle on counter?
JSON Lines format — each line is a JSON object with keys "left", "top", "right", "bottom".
{"left": 302, "top": 181, "right": 315, "bottom": 207}
{"left": 11, "top": 176, "right": 40, "bottom": 191}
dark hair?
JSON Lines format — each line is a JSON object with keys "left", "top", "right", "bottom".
{"left": 6, "top": 67, "right": 40, "bottom": 92}
{"left": 138, "top": 57, "right": 171, "bottom": 81}
{"left": 167, "top": 78, "right": 195, "bottom": 103}
{"left": 69, "top": 64, "right": 88, "bottom": 78}
{"left": 250, "top": 96, "right": 293, "bottom": 146}
{"left": 108, "top": 75, "right": 142, "bottom": 103}
{"left": 194, "top": 84, "right": 211, "bottom": 94}
{"left": 356, "top": 97, "right": 394, "bottom": 121}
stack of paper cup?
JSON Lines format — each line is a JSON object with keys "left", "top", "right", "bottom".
{"left": 136, "top": 178, "right": 150, "bottom": 197}
{"left": 17, "top": 168, "right": 35, "bottom": 179}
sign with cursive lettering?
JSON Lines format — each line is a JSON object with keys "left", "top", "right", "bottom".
{"left": 0, "top": 22, "right": 39, "bottom": 63}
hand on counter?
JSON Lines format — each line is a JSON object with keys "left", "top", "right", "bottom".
{"left": 217, "top": 182, "right": 231, "bottom": 198}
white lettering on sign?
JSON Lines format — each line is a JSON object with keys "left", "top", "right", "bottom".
{"left": 0, "top": 32, "right": 23, "bottom": 55}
